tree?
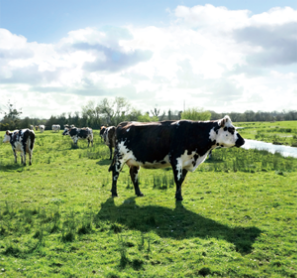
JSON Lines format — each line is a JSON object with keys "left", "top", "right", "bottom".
{"left": 137, "top": 112, "right": 159, "bottom": 122}
{"left": 0, "top": 100, "right": 22, "bottom": 130}
{"left": 181, "top": 107, "right": 211, "bottom": 121}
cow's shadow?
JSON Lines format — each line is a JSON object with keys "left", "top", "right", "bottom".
{"left": 0, "top": 163, "right": 27, "bottom": 172}
{"left": 97, "top": 197, "right": 261, "bottom": 255}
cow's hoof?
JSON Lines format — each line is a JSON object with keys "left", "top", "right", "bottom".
{"left": 136, "top": 192, "right": 144, "bottom": 197}
{"left": 175, "top": 196, "right": 183, "bottom": 201}
{"left": 23, "top": 163, "right": 27, "bottom": 166}
{"left": 29, "top": 162, "right": 32, "bottom": 166}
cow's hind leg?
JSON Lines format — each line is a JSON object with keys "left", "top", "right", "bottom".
{"left": 87, "top": 138, "right": 90, "bottom": 147}
{"left": 109, "top": 152, "right": 126, "bottom": 197}
{"left": 130, "top": 166, "right": 143, "bottom": 197}
{"left": 171, "top": 162, "right": 188, "bottom": 201}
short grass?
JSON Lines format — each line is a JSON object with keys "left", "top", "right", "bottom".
{"left": 0, "top": 129, "right": 296, "bottom": 277}
{"left": 236, "top": 121, "right": 297, "bottom": 146}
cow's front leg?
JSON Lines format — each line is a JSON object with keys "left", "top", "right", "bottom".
{"left": 13, "top": 149, "right": 17, "bottom": 163}
{"left": 171, "top": 159, "right": 188, "bottom": 201}
{"left": 129, "top": 166, "right": 143, "bottom": 197}
{"left": 87, "top": 138, "right": 90, "bottom": 147}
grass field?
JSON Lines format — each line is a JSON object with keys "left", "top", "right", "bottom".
{"left": 237, "top": 121, "right": 297, "bottom": 146}
{"left": 0, "top": 127, "right": 297, "bottom": 277}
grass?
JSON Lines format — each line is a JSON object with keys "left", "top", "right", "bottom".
{"left": 236, "top": 121, "right": 297, "bottom": 146}
{"left": 0, "top": 128, "right": 296, "bottom": 277}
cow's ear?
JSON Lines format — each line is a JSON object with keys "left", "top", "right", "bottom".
{"left": 6, "top": 130, "right": 11, "bottom": 135}
{"left": 219, "top": 118, "right": 226, "bottom": 128}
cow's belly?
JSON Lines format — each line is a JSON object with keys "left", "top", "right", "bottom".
{"left": 177, "top": 151, "right": 209, "bottom": 172}
{"left": 126, "top": 155, "right": 171, "bottom": 169}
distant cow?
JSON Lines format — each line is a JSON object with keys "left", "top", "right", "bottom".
{"left": 52, "top": 124, "right": 60, "bottom": 132}
{"left": 109, "top": 116, "right": 245, "bottom": 201}
{"left": 29, "top": 125, "right": 34, "bottom": 130}
{"left": 3, "top": 129, "right": 36, "bottom": 166}
{"left": 100, "top": 125, "right": 107, "bottom": 142}
{"left": 39, "top": 125, "right": 45, "bottom": 133}
{"left": 35, "top": 126, "right": 39, "bottom": 131}
{"left": 63, "top": 127, "right": 93, "bottom": 147}
{"left": 102, "top": 126, "right": 116, "bottom": 160}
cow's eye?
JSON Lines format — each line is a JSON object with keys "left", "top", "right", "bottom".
{"left": 228, "top": 127, "right": 235, "bottom": 133}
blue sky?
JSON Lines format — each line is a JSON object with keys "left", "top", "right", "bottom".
{"left": 1, "top": 0, "right": 296, "bottom": 42}
{"left": 0, "top": 1, "right": 296, "bottom": 118}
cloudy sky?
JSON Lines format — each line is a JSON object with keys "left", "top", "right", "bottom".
{"left": 0, "top": 0, "right": 296, "bottom": 118}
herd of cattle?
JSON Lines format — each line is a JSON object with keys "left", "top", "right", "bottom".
{"left": 2, "top": 116, "right": 245, "bottom": 200}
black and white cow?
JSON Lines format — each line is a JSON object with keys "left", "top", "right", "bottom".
{"left": 102, "top": 126, "right": 116, "bottom": 160}
{"left": 52, "top": 124, "right": 60, "bottom": 132}
{"left": 39, "top": 125, "right": 45, "bottom": 133}
{"left": 63, "top": 127, "right": 93, "bottom": 147}
{"left": 109, "top": 116, "right": 245, "bottom": 201}
{"left": 100, "top": 125, "right": 107, "bottom": 142}
{"left": 3, "top": 129, "right": 36, "bottom": 166}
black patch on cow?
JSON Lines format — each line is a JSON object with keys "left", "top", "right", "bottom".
{"left": 221, "top": 145, "right": 224, "bottom": 147}
{"left": 161, "top": 161, "right": 166, "bottom": 164}
{"left": 228, "top": 127, "right": 235, "bottom": 135}
{"left": 212, "top": 140, "right": 216, "bottom": 145}
{"left": 224, "top": 127, "right": 227, "bottom": 131}
{"left": 216, "top": 143, "right": 219, "bottom": 146}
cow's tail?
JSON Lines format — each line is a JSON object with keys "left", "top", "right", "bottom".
{"left": 30, "top": 130, "right": 36, "bottom": 150}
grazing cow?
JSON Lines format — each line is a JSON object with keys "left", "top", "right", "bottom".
{"left": 100, "top": 125, "right": 107, "bottom": 142}
{"left": 35, "top": 126, "right": 39, "bottom": 131}
{"left": 39, "top": 125, "right": 45, "bottom": 133}
{"left": 52, "top": 124, "right": 60, "bottom": 132}
{"left": 63, "top": 127, "right": 93, "bottom": 147}
{"left": 102, "top": 126, "right": 116, "bottom": 160}
{"left": 29, "top": 125, "right": 34, "bottom": 130}
{"left": 109, "top": 116, "right": 245, "bottom": 201}
{"left": 3, "top": 129, "right": 35, "bottom": 166}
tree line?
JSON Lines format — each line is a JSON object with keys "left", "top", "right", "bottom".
{"left": 1, "top": 98, "right": 297, "bottom": 131}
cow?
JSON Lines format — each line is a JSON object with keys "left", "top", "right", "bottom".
{"left": 102, "top": 126, "right": 116, "bottom": 160}
{"left": 52, "top": 124, "right": 60, "bottom": 132}
{"left": 100, "top": 125, "right": 107, "bottom": 142}
{"left": 108, "top": 115, "right": 245, "bottom": 201}
{"left": 35, "top": 126, "right": 39, "bottom": 131}
{"left": 39, "top": 125, "right": 45, "bottom": 133}
{"left": 3, "top": 129, "right": 36, "bottom": 166}
{"left": 63, "top": 127, "right": 93, "bottom": 147}
{"left": 29, "top": 125, "right": 34, "bottom": 130}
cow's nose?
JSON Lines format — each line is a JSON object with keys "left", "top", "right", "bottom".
{"left": 235, "top": 137, "right": 245, "bottom": 148}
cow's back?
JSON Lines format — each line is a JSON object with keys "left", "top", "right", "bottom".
{"left": 116, "top": 121, "right": 176, "bottom": 163}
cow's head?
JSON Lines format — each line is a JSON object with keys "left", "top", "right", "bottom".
{"left": 62, "top": 128, "right": 70, "bottom": 136}
{"left": 3, "top": 130, "right": 12, "bottom": 143}
{"left": 210, "top": 115, "right": 245, "bottom": 148}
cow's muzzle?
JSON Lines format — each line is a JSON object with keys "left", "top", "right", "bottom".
{"left": 235, "top": 136, "right": 245, "bottom": 148}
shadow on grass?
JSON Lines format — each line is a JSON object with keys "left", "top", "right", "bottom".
{"left": 0, "top": 163, "right": 26, "bottom": 172}
{"left": 96, "top": 160, "right": 112, "bottom": 166}
{"left": 97, "top": 197, "right": 261, "bottom": 255}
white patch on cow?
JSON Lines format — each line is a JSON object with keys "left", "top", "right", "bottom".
{"left": 126, "top": 128, "right": 130, "bottom": 132}
{"left": 175, "top": 150, "right": 210, "bottom": 179}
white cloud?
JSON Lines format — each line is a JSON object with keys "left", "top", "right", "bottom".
{"left": 0, "top": 4, "right": 296, "bottom": 119}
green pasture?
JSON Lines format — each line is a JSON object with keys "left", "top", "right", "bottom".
{"left": 0, "top": 129, "right": 296, "bottom": 277}
{"left": 236, "top": 121, "right": 297, "bottom": 146}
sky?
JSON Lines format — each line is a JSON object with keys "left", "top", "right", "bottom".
{"left": 0, "top": 0, "right": 296, "bottom": 118}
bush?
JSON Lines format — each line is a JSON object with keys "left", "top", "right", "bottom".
{"left": 181, "top": 108, "right": 211, "bottom": 121}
